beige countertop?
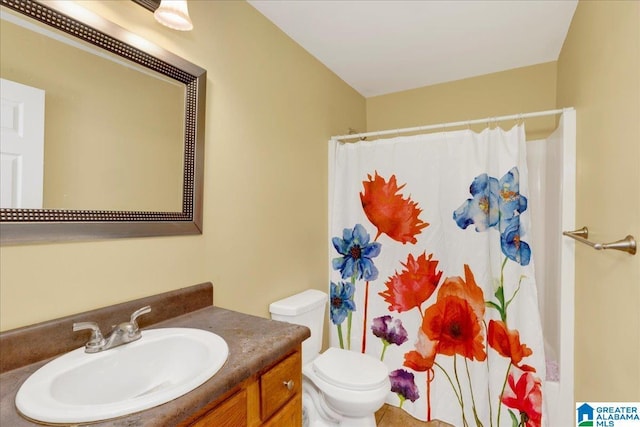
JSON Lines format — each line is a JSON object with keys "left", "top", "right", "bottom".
{"left": 0, "top": 284, "right": 309, "bottom": 426}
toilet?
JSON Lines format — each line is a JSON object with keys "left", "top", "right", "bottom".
{"left": 269, "top": 289, "right": 389, "bottom": 427}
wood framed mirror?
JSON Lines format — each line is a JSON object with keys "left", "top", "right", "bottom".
{"left": 0, "top": 0, "right": 206, "bottom": 244}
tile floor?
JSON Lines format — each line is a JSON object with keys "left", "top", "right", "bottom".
{"left": 375, "top": 404, "right": 455, "bottom": 427}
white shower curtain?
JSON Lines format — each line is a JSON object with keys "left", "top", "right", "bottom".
{"left": 328, "top": 124, "right": 546, "bottom": 427}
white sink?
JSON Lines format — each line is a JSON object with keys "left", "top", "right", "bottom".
{"left": 16, "top": 328, "right": 229, "bottom": 424}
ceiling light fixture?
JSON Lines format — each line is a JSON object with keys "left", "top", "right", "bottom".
{"left": 153, "top": 0, "right": 193, "bottom": 31}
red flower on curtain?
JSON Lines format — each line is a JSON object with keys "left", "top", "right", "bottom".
{"left": 422, "top": 295, "right": 487, "bottom": 361}
{"left": 360, "top": 172, "right": 428, "bottom": 244}
{"left": 403, "top": 329, "right": 437, "bottom": 422}
{"left": 403, "top": 329, "right": 437, "bottom": 371}
{"left": 379, "top": 252, "right": 442, "bottom": 313}
{"left": 437, "top": 264, "right": 485, "bottom": 322}
{"left": 402, "top": 264, "right": 488, "bottom": 369}
{"left": 487, "top": 320, "right": 536, "bottom": 372}
{"left": 501, "top": 370, "right": 543, "bottom": 427}
{"left": 401, "top": 264, "right": 488, "bottom": 422}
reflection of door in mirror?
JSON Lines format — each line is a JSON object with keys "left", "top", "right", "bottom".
{"left": 0, "top": 11, "right": 186, "bottom": 213}
{"left": 0, "top": 78, "right": 45, "bottom": 209}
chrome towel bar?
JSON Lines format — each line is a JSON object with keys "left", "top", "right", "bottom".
{"left": 562, "top": 227, "right": 636, "bottom": 255}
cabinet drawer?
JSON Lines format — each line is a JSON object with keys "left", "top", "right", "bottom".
{"left": 190, "top": 389, "right": 247, "bottom": 427}
{"left": 260, "top": 351, "right": 301, "bottom": 420}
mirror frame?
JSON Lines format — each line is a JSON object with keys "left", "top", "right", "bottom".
{"left": 0, "top": 0, "right": 206, "bottom": 245}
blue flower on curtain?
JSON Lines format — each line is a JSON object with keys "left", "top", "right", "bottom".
{"left": 453, "top": 167, "right": 531, "bottom": 266}
{"left": 453, "top": 166, "right": 531, "bottom": 321}
{"left": 497, "top": 168, "right": 528, "bottom": 228}
{"left": 501, "top": 219, "right": 531, "bottom": 266}
{"left": 329, "top": 281, "right": 356, "bottom": 325}
{"left": 332, "top": 223, "right": 381, "bottom": 281}
{"left": 331, "top": 223, "right": 381, "bottom": 350}
{"left": 453, "top": 173, "right": 500, "bottom": 232}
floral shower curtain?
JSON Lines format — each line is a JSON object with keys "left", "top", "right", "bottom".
{"left": 328, "top": 124, "right": 546, "bottom": 427}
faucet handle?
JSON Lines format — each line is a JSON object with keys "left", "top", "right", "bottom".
{"left": 73, "top": 321, "right": 106, "bottom": 350}
{"left": 129, "top": 306, "right": 151, "bottom": 330}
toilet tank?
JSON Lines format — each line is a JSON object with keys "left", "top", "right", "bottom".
{"left": 269, "top": 289, "right": 327, "bottom": 364}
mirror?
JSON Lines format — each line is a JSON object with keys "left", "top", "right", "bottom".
{"left": 0, "top": 0, "right": 206, "bottom": 244}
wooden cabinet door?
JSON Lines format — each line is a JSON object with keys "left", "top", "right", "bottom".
{"left": 190, "top": 389, "right": 248, "bottom": 427}
{"left": 262, "top": 393, "right": 302, "bottom": 427}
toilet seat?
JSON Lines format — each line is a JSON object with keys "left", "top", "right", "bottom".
{"left": 312, "top": 347, "right": 388, "bottom": 391}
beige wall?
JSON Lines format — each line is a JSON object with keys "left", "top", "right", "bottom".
{"left": 556, "top": 0, "right": 640, "bottom": 401}
{"left": 0, "top": 1, "right": 365, "bottom": 330}
{"left": 367, "top": 61, "right": 559, "bottom": 140}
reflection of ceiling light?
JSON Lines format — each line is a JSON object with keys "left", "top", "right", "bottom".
{"left": 154, "top": 0, "right": 193, "bottom": 31}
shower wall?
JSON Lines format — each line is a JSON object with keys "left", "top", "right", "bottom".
{"left": 527, "top": 137, "right": 561, "bottom": 368}
{"left": 525, "top": 111, "right": 576, "bottom": 427}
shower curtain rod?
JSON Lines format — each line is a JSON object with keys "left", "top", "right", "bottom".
{"left": 331, "top": 107, "right": 571, "bottom": 142}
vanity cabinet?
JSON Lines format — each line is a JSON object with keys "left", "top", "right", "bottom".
{"left": 186, "top": 348, "right": 302, "bottom": 427}
{"left": 0, "top": 285, "right": 310, "bottom": 427}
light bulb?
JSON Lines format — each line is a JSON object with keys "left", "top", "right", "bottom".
{"left": 154, "top": 0, "right": 193, "bottom": 31}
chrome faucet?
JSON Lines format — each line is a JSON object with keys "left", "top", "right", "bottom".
{"left": 73, "top": 306, "right": 151, "bottom": 353}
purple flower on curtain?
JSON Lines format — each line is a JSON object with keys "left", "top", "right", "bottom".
{"left": 389, "top": 369, "right": 420, "bottom": 409}
{"left": 329, "top": 281, "right": 356, "bottom": 325}
{"left": 500, "top": 219, "right": 531, "bottom": 266}
{"left": 372, "top": 315, "right": 409, "bottom": 346}
{"left": 372, "top": 315, "right": 408, "bottom": 360}
{"left": 331, "top": 223, "right": 381, "bottom": 281}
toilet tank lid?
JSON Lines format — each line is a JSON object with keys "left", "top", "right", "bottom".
{"left": 269, "top": 289, "right": 327, "bottom": 316}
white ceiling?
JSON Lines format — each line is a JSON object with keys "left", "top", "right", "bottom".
{"left": 248, "top": 0, "right": 578, "bottom": 97}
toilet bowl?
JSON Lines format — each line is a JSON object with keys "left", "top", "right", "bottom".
{"left": 269, "top": 290, "right": 389, "bottom": 427}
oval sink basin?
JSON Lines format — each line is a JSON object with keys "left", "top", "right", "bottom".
{"left": 16, "top": 328, "right": 228, "bottom": 424}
